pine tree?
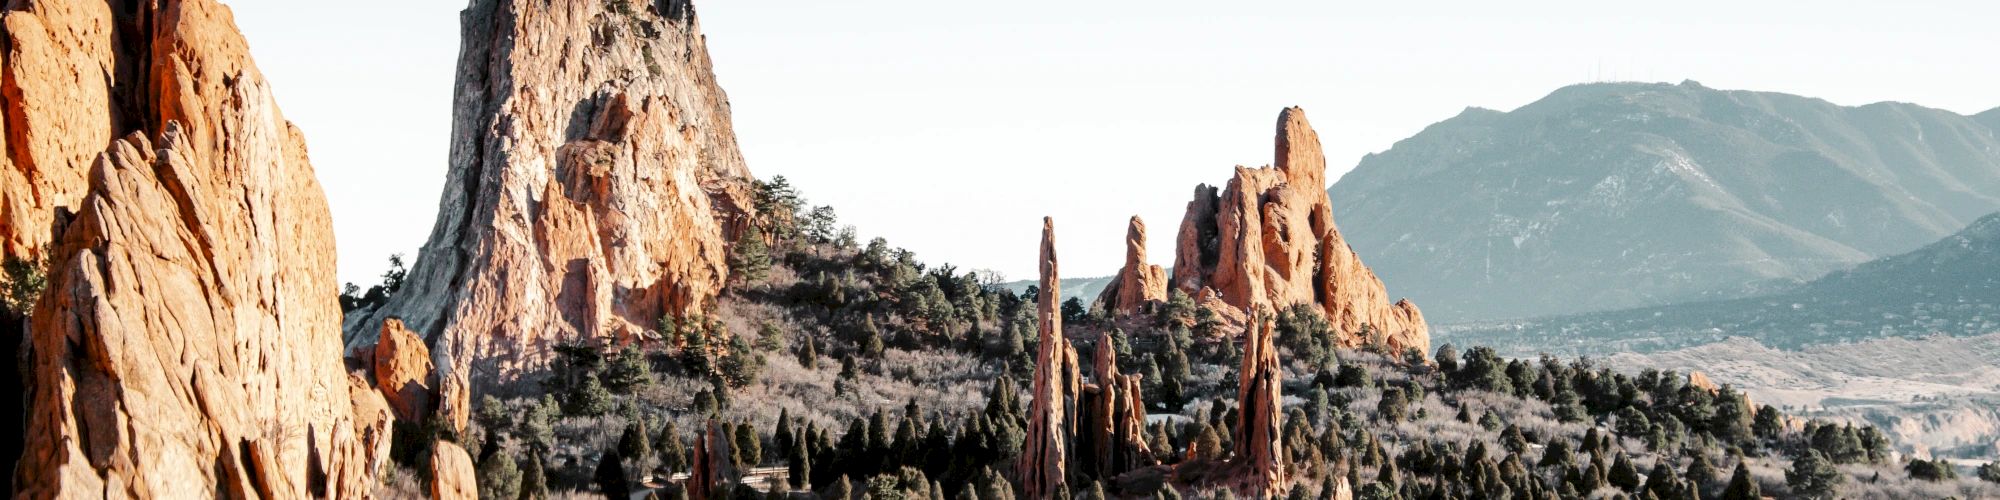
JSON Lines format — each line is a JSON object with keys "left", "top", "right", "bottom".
{"left": 788, "top": 430, "right": 812, "bottom": 490}
{"left": 728, "top": 228, "right": 772, "bottom": 285}
{"left": 658, "top": 421, "right": 687, "bottom": 474}
{"left": 735, "top": 421, "right": 762, "bottom": 468}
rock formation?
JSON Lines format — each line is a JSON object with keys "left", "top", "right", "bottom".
{"left": 1171, "top": 108, "right": 1429, "bottom": 354}
{"left": 1021, "top": 217, "right": 1082, "bottom": 499}
{"left": 429, "top": 440, "right": 478, "bottom": 500}
{"left": 375, "top": 318, "right": 438, "bottom": 422}
{"left": 1076, "top": 332, "right": 1155, "bottom": 479}
{"left": 5, "top": 1, "right": 389, "bottom": 497}
{"left": 344, "top": 0, "right": 757, "bottom": 389}
{"left": 687, "top": 419, "right": 738, "bottom": 500}
{"left": 1231, "top": 314, "right": 1288, "bottom": 496}
{"left": 1096, "top": 216, "right": 1170, "bottom": 316}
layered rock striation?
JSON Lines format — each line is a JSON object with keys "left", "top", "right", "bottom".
{"left": 345, "top": 0, "right": 757, "bottom": 388}
{"left": 5, "top": 0, "right": 388, "bottom": 496}
{"left": 1168, "top": 108, "right": 1429, "bottom": 354}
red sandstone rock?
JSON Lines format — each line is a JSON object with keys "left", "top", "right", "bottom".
{"left": 7, "top": 1, "right": 389, "bottom": 496}
{"left": 344, "top": 0, "right": 756, "bottom": 389}
{"left": 1078, "top": 332, "right": 1156, "bottom": 478}
{"left": 1021, "top": 217, "right": 1080, "bottom": 499}
{"left": 429, "top": 440, "right": 478, "bottom": 500}
{"left": 375, "top": 318, "right": 437, "bottom": 422}
{"left": 1172, "top": 108, "right": 1429, "bottom": 355}
{"left": 1232, "top": 313, "right": 1287, "bottom": 497}
{"left": 1098, "top": 216, "right": 1170, "bottom": 316}
{"left": 687, "top": 419, "right": 738, "bottom": 500}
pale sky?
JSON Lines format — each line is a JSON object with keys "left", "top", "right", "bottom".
{"left": 227, "top": 1, "right": 2000, "bottom": 287}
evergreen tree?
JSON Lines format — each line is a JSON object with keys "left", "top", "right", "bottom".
{"left": 729, "top": 228, "right": 773, "bottom": 285}
{"left": 593, "top": 450, "right": 630, "bottom": 499}
{"left": 1785, "top": 451, "right": 1843, "bottom": 499}
{"left": 476, "top": 451, "right": 522, "bottom": 500}
{"left": 518, "top": 452, "right": 547, "bottom": 500}
{"left": 1719, "top": 462, "right": 1760, "bottom": 500}
{"left": 788, "top": 430, "right": 812, "bottom": 489}
{"left": 659, "top": 421, "right": 688, "bottom": 473}
{"left": 618, "top": 419, "right": 651, "bottom": 470}
{"left": 1608, "top": 455, "right": 1642, "bottom": 492}
{"left": 735, "top": 421, "right": 762, "bottom": 468}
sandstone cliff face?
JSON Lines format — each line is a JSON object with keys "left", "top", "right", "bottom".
{"left": 5, "top": 1, "right": 385, "bottom": 496}
{"left": 1095, "top": 216, "right": 1169, "bottom": 316}
{"left": 344, "top": 0, "right": 756, "bottom": 388}
{"left": 1171, "top": 108, "right": 1429, "bottom": 354}
{"left": 1021, "top": 217, "right": 1081, "bottom": 499}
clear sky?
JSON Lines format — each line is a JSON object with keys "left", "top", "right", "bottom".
{"left": 227, "top": 1, "right": 2000, "bottom": 287}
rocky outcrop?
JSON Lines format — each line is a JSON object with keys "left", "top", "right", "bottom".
{"left": 1171, "top": 108, "right": 1429, "bottom": 354}
{"left": 1076, "top": 332, "right": 1155, "bottom": 478}
{"left": 687, "top": 419, "right": 737, "bottom": 500}
{"left": 344, "top": 0, "right": 756, "bottom": 389}
{"left": 6, "top": 1, "right": 388, "bottom": 497}
{"left": 1232, "top": 314, "right": 1288, "bottom": 496}
{"left": 1021, "top": 217, "right": 1082, "bottom": 499}
{"left": 375, "top": 318, "right": 437, "bottom": 422}
{"left": 429, "top": 440, "right": 478, "bottom": 500}
{"left": 1096, "top": 216, "right": 1170, "bottom": 316}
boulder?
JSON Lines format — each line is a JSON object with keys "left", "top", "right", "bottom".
{"left": 374, "top": 318, "right": 437, "bottom": 422}
{"left": 1172, "top": 108, "right": 1429, "bottom": 355}
{"left": 1097, "top": 216, "right": 1170, "bottom": 316}
{"left": 429, "top": 440, "right": 477, "bottom": 500}
{"left": 343, "top": 0, "right": 757, "bottom": 390}
{"left": 7, "top": 1, "right": 391, "bottom": 496}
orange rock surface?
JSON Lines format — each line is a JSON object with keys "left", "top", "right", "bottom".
{"left": 1171, "top": 108, "right": 1429, "bottom": 354}
{"left": 6, "top": 1, "right": 387, "bottom": 496}
{"left": 343, "top": 0, "right": 757, "bottom": 389}
{"left": 1096, "top": 216, "right": 1170, "bottom": 316}
{"left": 1020, "top": 217, "right": 1081, "bottom": 499}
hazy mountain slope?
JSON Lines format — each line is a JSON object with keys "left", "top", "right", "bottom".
{"left": 1977, "top": 107, "right": 2000, "bottom": 135}
{"left": 1331, "top": 81, "right": 2000, "bottom": 323}
{"left": 1443, "top": 212, "right": 2000, "bottom": 355}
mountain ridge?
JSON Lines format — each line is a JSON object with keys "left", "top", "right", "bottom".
{"left": 1331, "top": 80, "right": 2000, "bottom": 323}
{"left": 1442, "top": 211, "right": 2000, "bottom": 355}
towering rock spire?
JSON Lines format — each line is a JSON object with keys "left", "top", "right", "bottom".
{"left": 1096, "top": 215, "right": 1170, "bottom": 316}
{"left": 5, "top": 1, "right": 388, "bottom": 496}
{"left": 344, "top": 0, "right": 757, "bottom": 388}
{"left": 1233, "top": 312, "right": 1287, "bottom": 496}
{"left": 1021, "top": 217, "right": 1080, "bottom": 499}
{"left": 1171, "top": 107, "right": 1429, "bottom": 355}
{"left": 688, "top": 419, "right": 737, "bottom": 500}
{"left": 1077, "top": 331, "right": 1155, "bottom": 478}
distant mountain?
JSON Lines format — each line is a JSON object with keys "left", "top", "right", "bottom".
{"left": 1443, "top": 212, "right": 2000, "bottom": 356}
{"left": 1978, "top": 107, "right": 2000, "bottom": 134}
{"left": 1331, "top": 81, "right": 2000, "bottom": 323}
{"left": 997, "top": 275, "right": 1115, "bottom": 305}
